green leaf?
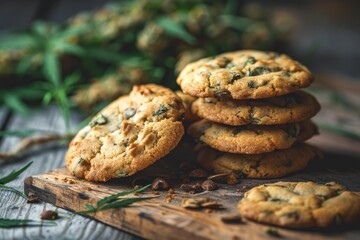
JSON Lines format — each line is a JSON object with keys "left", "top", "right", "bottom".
{"left": 0, "top": 218, "right": 56, "bottom": 228}
{"left": 42, "top": 92, "right": 53, "bottom": 105}
{"left": 0, "top": 34, "right": 34, "bottom": 50}
{"left": 0, "top": 184, "right": 27, "bottom": 199}
{"left": 78, "top": 184, "right": 152, "bottom": 214}
{"left": 54, "top": 42, "right": 85, "bottom": 56}
{"left": 59, "top": 25, "right": 90, "bottom": 39}
{"left": 43, "top": 52, "right": 61, "bottom": 87}
{"left": 85, "top": 48, "right": 126, "bottom": 63}
{"left": 157, "top": 17, "right": 196, "bottom": 45}
{"left": 32, "top": 21, "right": 48, "bottom": 37}
{"left": 0, "top": 162, "right": 33, "bottom": 184}
{"left": 100, "top": 197, "right": 152, "bottom": 211}
{"left": 15, "top": 54, "right": 37, "bottom": 74}
{"left": 0, "top": 129, "right": 38, "bottom": 138}
{"left": 3, "top": 94, "right": 30, "bottom": 115}
{"left": 219, "top": 15, "right": 255, "bottom": 31}
{"left": 97, "top": 184, "right": 151, "bottom": 207}
{"left": 55, "top": 88, "right": 71, "bottom": 131}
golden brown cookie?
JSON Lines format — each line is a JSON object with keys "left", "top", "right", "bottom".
{"left": 197, "top": 143, "right": 321, "bottom": 179}
{"left": 176, "top": 90, "right": 200, "bottom": 122}
{"left": 238, "top": 181, "right": 360, "bottom": 228}
{"left": 188, "top": 120, "right": 317, "bottom": 154}
{"left": 66, "top": 84, "right": 185, "bottom": 182}
{"left": 192, "top": 90, "right": 320, "bottom": 126}
{"left": 177, "top": 50, "right": 314, "bottom": 99}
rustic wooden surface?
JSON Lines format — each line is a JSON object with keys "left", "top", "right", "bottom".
{"left": 1, "top": 81, "right": 360, "bottom": 240}
{"left": 24, "top": 159, "right": 360, "bottom": 240}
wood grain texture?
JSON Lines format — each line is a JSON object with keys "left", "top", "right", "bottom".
{"left": 24, "top": 165, "right": 360, "bottom": 240}
{"left": 0, "top": 107, "right": 140, "bottom": 240}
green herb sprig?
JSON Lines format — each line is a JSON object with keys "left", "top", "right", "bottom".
{"left": 78, "top": 184, "right": 152, "bottom": 214}
{"left": 0, "top": 161, "right": 33, "bottom": 199}
{"left": 0, "top": 218, "right": 55, "bottom": 228}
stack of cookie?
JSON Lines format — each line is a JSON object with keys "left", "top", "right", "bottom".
{"left": 177, "top": 50, "right": 321, "bottom": 179}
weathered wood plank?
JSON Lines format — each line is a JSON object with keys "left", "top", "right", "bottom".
{"left": 0, "top": 106, "right": 140, "bottom": 240}
{"left": 24, "top": 165, "right": 360, "bottom": 240}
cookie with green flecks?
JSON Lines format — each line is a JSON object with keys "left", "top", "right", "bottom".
{"left": 66, "top": 84, "right": 185, "bottom": 182}
{"left": 192, "top": 90, "right": 320, "bottom": 126}
{"left": 196, "top": 143, "right": 321, "bottom": 179}
{"left": 177, "top": 50, "right": 314, "bottom": 99}
{"left": 238, "top": 181, "right": 360, "bottom": 228}
{"left": 188, "top": 119, "right": 317, "bottom": 154}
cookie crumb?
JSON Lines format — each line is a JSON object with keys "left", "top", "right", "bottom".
{"left": 40, "top": 210, "right": 58, "bottom": 220}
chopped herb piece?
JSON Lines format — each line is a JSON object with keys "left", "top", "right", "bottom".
{"left": 116, "top": 171, "right": 128, "bottom": 177}
{"left": 284, "top": 124, "right": 299, "bottom": 138}
{"left": 251, "top": 118, "right": 261, "bottom": 124}
{"left": 124, "top": 107, "right": 136, "bottom": 119}
{"left": 153, "top": 105, "right": 168, "bottom": 116}
{"left": 265, "top": 227, "right": 281, "bottom": 237}
{"left": 246, "top": 67, "right": 271, "bottom": 76}
{"left": 231, "top": 72, "right": 242, "bottom": 82}
{"left": 243, "top": 57, "right": 256, "bottom": 67}
{"left": 216, "top": 56, "right": 231, "bottom": 67}
{"left": 261, "top": 210, "right": 273, "bottom": 215}
{"left": 282, "top": 211, "right": 299, "bottom": 219}
{"left": 247, "top": 81, "right": 257, "bottom": 88}
{"left": 89, "top": 115, "right": 108, "bottom": 127}
{"left": 282, "top": 70, "right": 291, "bottom": 77}
{"left": 226, "top": 62, "right": 236, "bottom": 68}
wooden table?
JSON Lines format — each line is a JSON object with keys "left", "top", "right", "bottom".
{"left": 1, "top": 80, "right": 360, "bottom": 240}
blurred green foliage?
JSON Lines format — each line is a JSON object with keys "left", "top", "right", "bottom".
{"left": 0, "top": 0, "right": 291, "bottom": 129}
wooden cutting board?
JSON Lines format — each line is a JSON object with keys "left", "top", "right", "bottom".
{"left": 24, "top": 133, "right": 360, "bottom": 240}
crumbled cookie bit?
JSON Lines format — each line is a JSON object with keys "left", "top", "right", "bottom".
{"left": 182, "top": 198, "right": 223, "bottom": 209}
{"left": 201, "top": 180, "right": 218, "bottom": 191}
{"left": 221, "top": 214, "right": 244, "bottom": 224}
{"left": 180, "top": 183, "right": 203, "bottom": 193}
{"left": 40, "top": 210, "right": 58, "bottom": 220}
{"left": 226, "top": 172, "right": 242, "bottom": 185}
{"left": 265, "top": 227, "right": 281, "bottom": 237}
{"left": 27, "top": 192, "right": 39, "bottom": 203}
{"left": 151, "top": 178, "right": 169, "bottom": 190}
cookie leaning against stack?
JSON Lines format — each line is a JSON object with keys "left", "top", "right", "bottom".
{"left": 177, "top": 50, "right": 322, "bottom": 179}
{"left": 66, "top": 84, "right": 185, "bottom": 182}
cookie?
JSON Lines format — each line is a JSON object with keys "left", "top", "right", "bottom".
{"left": 197, "top": 143, "right": 321, "bottom": 179}
{"left": 188, "top": 120, "right": 317, "bottom": 154}
{"left": 238, "top": 181, "right": 360, "bottom": 228}
{"left": 192, "top": 90, "right": 320, "bottom": 126}
{"left": 176, "top": 90, "right": 200, "bottom": 122}
{"left": 177, "top": 50, "right": 314, "bottom": 99}
{"left": 66, "top": 84, "right": 185, "bottom": 182}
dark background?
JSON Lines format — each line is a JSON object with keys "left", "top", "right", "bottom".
{"left": 1, "top": 0, "right": 359, "bottom": 81}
